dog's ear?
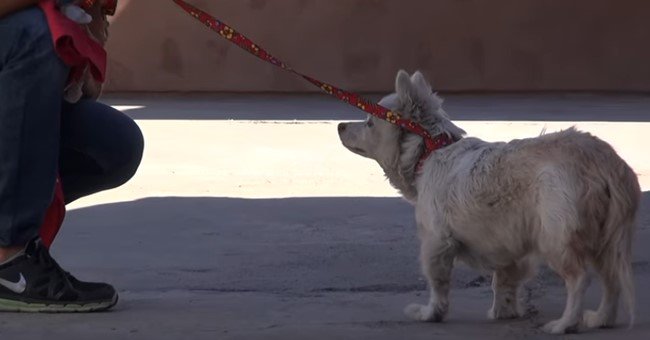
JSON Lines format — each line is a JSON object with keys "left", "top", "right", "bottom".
{"left": 410, "top": 70, "right": 444, "bottom": 120}
{"left": 395, "top": 70, "right": 435, "bottom": 108}
{"left": 396, "top": 70, "right": 441, "bottom": 120}
{"left": 410, "top": 71, "right": 432, "bottom": 95}
{"left": 395, "top": 70, "right": 416, "bottom": 104}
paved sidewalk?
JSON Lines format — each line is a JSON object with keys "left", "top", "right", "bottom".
{"left": 1, "top": 94, "right": 648, "bottom": 339}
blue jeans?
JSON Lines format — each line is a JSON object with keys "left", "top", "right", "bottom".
{"left": 0, "top": 7, "right": 144, "bottom": 247}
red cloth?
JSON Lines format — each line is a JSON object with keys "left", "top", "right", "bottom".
{"left": 38, "top": 0, "right": 106, "bottom": 83}
{"left": 39, "top": 177, "right": 66, "bottom": 248}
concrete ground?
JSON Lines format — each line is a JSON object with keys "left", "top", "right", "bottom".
{"left": 1, "top": 93, "right": 649, "bottom": 339}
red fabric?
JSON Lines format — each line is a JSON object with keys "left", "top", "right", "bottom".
{"left": 38, "top": 0, "right": 106, "bottom": 83}
{"left": 39, "top": 177, "right": 66, "bottom": 249}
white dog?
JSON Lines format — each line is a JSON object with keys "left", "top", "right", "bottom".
{"left": 337, "top": 70, "right": 641, "bottom": 334}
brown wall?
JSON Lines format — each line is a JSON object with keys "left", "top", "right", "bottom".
{"left": 104, "top": 0, "right": 650, "bottom": 93}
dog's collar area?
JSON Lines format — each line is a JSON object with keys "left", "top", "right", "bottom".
{"left": 416, "top": 133, "right": 455, "bottom": 172}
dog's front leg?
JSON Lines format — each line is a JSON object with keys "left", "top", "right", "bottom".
{"left": 405, "top": 230, "right": 456, "bottom": 322}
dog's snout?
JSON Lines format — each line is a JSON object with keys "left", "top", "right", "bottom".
{"left": 338, "top": 123, "right": 347, "bottom": 133}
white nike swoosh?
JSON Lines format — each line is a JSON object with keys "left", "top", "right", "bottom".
{"left": 0, "top": 273, "right": 27, "bottom": 294}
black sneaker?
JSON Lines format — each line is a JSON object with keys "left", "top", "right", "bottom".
{"left": 65, "top": 271, "right": 117, "bottom": 295}
{"left": 0, "top": 238, "right": 118, "bottom": 312}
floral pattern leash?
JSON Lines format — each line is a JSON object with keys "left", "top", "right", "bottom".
{"left": 171, "top": 0, "right": 453, "bottom": 164}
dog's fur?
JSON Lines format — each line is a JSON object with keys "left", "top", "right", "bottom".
{"left": 338, "top": 70, "right": 641, "bottom": 334}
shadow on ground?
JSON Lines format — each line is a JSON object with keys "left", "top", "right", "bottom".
{"left": 54, "top": 196, "right": 424, "bottom": 293}
{"left": 0, "top": 193, "right": 646, "bottom": 340}
{"left": 54, "top": 193, "right": 650, "bottom": 294}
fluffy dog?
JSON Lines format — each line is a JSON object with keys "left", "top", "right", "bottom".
{"left": 337, "top": 70, "right": 640, "bottom": 334}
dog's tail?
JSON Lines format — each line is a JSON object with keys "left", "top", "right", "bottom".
{"left": 598, "top": 159, "right": 640, "bottom": 328}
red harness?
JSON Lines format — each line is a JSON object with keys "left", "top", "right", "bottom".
{"left": 172, "top": 0, "right": 454, "bottom": 165}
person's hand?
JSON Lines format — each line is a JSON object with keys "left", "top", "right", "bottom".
{"left": 81, "top": 0, "right": 110, "bottom": 100}
{"left": 85, "top": 0, "right": 110, "bottom": 45}
{"left": 78, "top": 23, "right": 105, "bottom": 101}
{"left": 81, "top": 72, "right": 104, "bottom": 100}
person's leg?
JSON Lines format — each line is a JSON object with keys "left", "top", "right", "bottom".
{"left": 0, "top": 7, "right": 118, "bottom": 312}
{"left": 0, "top": 7, "right": 67, "bottom": 256}
{"left": 59, "top": 100, "right": 144, "bottom": 204}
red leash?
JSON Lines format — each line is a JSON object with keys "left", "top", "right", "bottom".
{"left": 171, "top": 0, "right": 453, "bottom": 163}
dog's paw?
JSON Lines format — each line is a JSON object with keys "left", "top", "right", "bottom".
{"left": 541, "top": 319, "right": 578, "bottom": 334}
{"left": 488, "top": 304, "right": 520, "bottom": 320}
{"left": 582, "top": 310, "right": 614, "bottom": 329}
{"left": 404, "top": 303, "right": 445, "bottom": 322}
{"left": 405, "top": 304, "right": 436, "bottom": 322}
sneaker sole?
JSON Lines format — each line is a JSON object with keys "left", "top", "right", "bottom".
{"left": 0, "top": 294, "right": 118, "bottom": 313}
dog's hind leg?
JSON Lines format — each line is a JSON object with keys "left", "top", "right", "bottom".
{"left": 584, "top": 205, "right": 637, "bottom": 329}
{"left": 582, "top": 259, "right": 620, "bottom": 329}
{"left": 405, "top": 230, "right": 456, "bottom": 322}
{"left": 488, "top": 261, "right": 531, "bottom": 320}
{"left": 583, "top": 224, "right": 635, "bottom": 330}
{"left": 542, "top": 253, "right": 590, "bottom": 334}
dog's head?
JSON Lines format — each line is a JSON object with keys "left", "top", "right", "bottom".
{"left": 338, "top": 70, "right": 464, "bottom": 168}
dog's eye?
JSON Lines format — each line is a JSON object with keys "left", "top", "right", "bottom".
{"left": 366, "top": 120, "right": 374, "bottom": 128}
